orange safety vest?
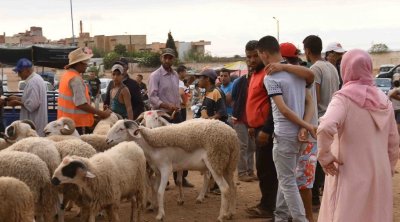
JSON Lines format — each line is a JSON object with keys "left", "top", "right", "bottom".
{"left": 57, "top": 70, "right": 94, "bottom": 127}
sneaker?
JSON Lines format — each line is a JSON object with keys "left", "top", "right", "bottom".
{"left": 238, "top": 175, "right": 253, "bottom": 182}
{"left": 248, "top": 172, "right": 258, "bottom": 181}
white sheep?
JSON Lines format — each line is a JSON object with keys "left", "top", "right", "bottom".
{"left": 0, "top": 176, "right": 35, "bottom": 222}
{"left": 43, "top": 117, "right": 80, "bottom": 137}
{"left": 0, "top": 151, "right": 58, "bottom": 222}
{"left": 0, "top": 120, "right": 39, "bottom": 150}
{"left": 106, "top": 119, "right": 239, "bottom": 222}
{"left": 92, "top": 112, "right": 121, "bottom": 135}
{"left": 135, "top": 110, "right": 172, "bottom": 129}
{"left": 51, "top": 141, "right": 147, "bottom": 222}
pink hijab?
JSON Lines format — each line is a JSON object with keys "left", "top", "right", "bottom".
{"left": 335, "top": 49, "right": 388, "bottom": 110}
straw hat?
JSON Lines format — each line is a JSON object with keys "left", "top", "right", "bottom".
{"left": 65, "top": 47, "right": 93, "bottom": 69}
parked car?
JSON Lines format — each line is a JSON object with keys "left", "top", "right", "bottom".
{"left": 376, "top": 64, "right": 400, "bottom": 79}
{"left": 100, "top": 78, "right": 112, "bottom": 102}
{"left": 374, "top": 78, "right": 392, "bottom": 95}
{"left": 378, "top": 64, "right": 395, "bottom": 74}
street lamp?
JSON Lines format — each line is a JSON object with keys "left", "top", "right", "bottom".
{"left": 272, "top": 17, "right": 280, "bottom": 42}
{"left": 70, "top": 0, "right": 75, "bottom": 46}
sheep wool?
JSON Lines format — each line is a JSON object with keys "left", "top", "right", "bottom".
{"left": 0, "top": 177, "right": 35, "bottom": 222}
{"left": 46, "top": 135, "right": 79, "bottom": 142}
{"left": 92, "top": 112, "right": 119, "bottom": 135}
{"left": 0, "top": 151, "right": 57, "bottom": 221}
{"left": 80, "top": 134, "right": 113, "bottom": 152}
{"left": 139, "top": 118, "right": 240, "bottom": 175}
{"left": 54, "top": 139, "right": 96, "bottom": 159}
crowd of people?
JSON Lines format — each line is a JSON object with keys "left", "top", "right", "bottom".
{"left": 1, "top": 33, "right": 399, "bottom": 221}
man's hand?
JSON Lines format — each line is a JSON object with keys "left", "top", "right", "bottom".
{"left": 318, "top": 151, "right": 343, "bottom": 176}
{"left": 8, "top": 95, "right": 21, "bottom": 102}
{"left": 0, "top": 98, "right": 5, "bottom": 107}
{"left": 97, "top": 109, "right": 112, "bottom": 119}
{"left": 248, "top": 128, "right": 255, "bottom": 138}
{"left": 298, "top": 127, "right": 309, "bottom": 142}
{"left": 256, "top": 131, "right": 270, "bottom": 146}
{"left": 305, "top": 123, "right": 317, "bottom": 139}
{"left": 265, "top": 63, "right": 285, "bottom": 75}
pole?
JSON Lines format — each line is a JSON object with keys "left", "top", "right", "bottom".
{"left": 70, "top": 0, "right": 75, "bottom": 46}
{"left": 129, "top": 35, "right": 132, "bottom": 52}
{"left": 273, "top": 17, "right": 280, "bottom": 42}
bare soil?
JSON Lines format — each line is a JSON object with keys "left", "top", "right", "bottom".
{"left": 64, "top": 163, "right": 400, "bottom": 222}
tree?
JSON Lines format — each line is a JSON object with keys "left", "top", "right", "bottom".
{"left": 369, "top": 43, "right": 389, "bottom": 54}
{"left": 114, "top": 44, "right": 127, "bottom": 56}
{"left": 103, "top": 52, "right": 120, "bottom": 69}
{"left": 166, "top": 31, "right": 178, "bottom": 58}
{"left": 92, "top": 47, "right": 105, "bottom": 58}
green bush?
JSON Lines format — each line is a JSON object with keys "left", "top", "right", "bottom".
{"left": 127, "top": 51, "right": 161, "bottom": 68}
{"left": 103, "top": 52, "right": 120, "bottom": 69}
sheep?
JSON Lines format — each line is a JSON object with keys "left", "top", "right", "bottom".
{"left": 135, "top": 110, "right": 172, "bottom": 129}
{"left": 92, "top": 112, "right": 121, "bottom": 135}
{"left": 44, "top": 117, "right": 80, "bottom": 137}
{"left": 53, "top": 139, "right": 97, "bottom": 219}
{"left": 0, "top": 176, "right": 35, "bottom": 222}
{"left": 0, "top": 151, "right": 58, "bottom": 222}
{"left": 106, "top": 118, "right": 239, "bottom": 222}
{"left": 51, "top": 141, "right": 147, "bottom": 222}
{"left": 0, "top": 120, "right": 38, "bottom": 150}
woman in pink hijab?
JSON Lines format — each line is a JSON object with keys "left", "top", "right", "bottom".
{"left": 317, "top": 49, "right": 399, "bottom": 222}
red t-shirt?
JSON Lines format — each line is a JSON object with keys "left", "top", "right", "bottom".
{"left": 245, "top": 69, "right": 270, "bottom": 128}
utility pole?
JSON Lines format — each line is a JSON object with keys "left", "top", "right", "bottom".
{"left": 273, "top": 17, "right": 280, "bottom": 42}
{"left": 70, "top": 0, "right": 75, "bottom": 46}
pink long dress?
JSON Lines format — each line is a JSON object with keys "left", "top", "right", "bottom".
{"left": 317, "top": 94, "right": 399, "bottom": 222}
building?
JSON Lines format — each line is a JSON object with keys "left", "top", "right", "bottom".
{"left": 1, "top": 27, "right": 47, "bottom": 46}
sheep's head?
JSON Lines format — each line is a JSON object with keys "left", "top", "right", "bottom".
{"left": 135, "top": 110, "right": 171, "bottom": 129}
{"left": 51, "top": 156, "right": 95, "bottom": 187}
{"left": 106, "top": 120, "right": 140, "bottom": 145}
{"left": 4, "top": 120, "right": 38, "bottom": 143}
{"left": 44, "top": 117, "right": 78, "bottom": 136}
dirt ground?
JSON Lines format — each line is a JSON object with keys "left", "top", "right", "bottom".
{"left": 63, "top": 162, "right": 400, "bottom": 222}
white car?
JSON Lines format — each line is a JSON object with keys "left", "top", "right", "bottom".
{"left": 100, "top": 78, "right": 112, "bottom": 101}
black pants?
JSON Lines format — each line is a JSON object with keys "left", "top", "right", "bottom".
{"left": 165, "top": 111, "right": 189, "bottom": 182}
{"left": 312, "top": 162, "right": 325, "bottom": 204}
{"left": 255, "top": 129, "right": 278, "bottom": 211}
{"left": 76, "top": 127, "right": 90, "bottom": 135}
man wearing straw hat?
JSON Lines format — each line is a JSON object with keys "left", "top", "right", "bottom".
{"left": 58, "top": 48, "right": 111, "bottom": 134}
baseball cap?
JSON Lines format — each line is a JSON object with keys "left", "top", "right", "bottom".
{"left": 195, "top": 69, "right": 217, "bottom": 81}
{"left": 325, "top": 42, "right": 346, "bottom": 53}
{"left": 161, "top": 48, "right": 176, "bottom": 57}
{"left": 13, "top": 58, "right": 33, "bottom": 73}
{"left": 280, "top": 42, "right": 299, "bottom": 58}
{"left": 111, "top": 64, "right": 124, "bottom": 74}
{"left": 113, "top": 58, "right": 128, "bottom": 67}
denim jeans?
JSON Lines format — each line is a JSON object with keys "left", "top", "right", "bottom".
{"left": 233, "top": 122, "right": 256, "bottom": 176}
{"left": 273, "top": 135, "right": 307, "bottom": 222}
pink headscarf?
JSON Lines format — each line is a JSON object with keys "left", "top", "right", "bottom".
{"left": 335, "top": 49, "right": 388, "bottom": 110}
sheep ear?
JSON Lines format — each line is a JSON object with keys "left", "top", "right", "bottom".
{"left": 124, "top": 120, "right": 140, "bottom": 138}
{"left": 85, "top": 171, "right": 96, "bottom": 178}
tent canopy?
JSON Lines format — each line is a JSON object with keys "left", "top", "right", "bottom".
{"left": 222, "top": 61, "right": 248, "bottom": 76}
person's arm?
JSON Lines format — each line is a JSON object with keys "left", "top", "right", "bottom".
{"left": 298, "top": 88, "right": 315, "bottom": 142}
{"left": 266, "top": 63, "right": 314, "bottom": 86}
{"left": 258, "top": 97, "right": 274, "bottom": 146}
{"left": 389, "top": 90, "right": 400, "bottom": 100}
{"left": 317, "top": 95, "right": 346, "bottom": 176}
{"left": 316, "top": 83, "right": 321, "bottom": 104}
{"left": 77, "top": 103, "right": 111, "bottom": 118}
{"left": 179, "top": 87, "right": 186, "bottom": 107}
{"left": 122, "top": 88, "right": 134, "bottom": 120}
{"left": 17, "top": 83, "right": 41, "bottom": 112}
{"left": 209, "top": 89, "right": 227, "bottom": 120}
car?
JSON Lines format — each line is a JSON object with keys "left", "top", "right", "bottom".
{"left": 379, "top": 64, "right": 395, "bottom": 74}
{"left": 100, "top": 78, "right": 112, "bottom": 102}
{"left": 376, "top": 64, "right": 400, "bottom": 79}
{"left": 374, "top": 78, "right": 392, "bottom": 95}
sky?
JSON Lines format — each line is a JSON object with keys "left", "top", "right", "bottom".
{"left": 1, "top": 0, "right": 400, "bottom": 57}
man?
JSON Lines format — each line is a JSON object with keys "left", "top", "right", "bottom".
{"left": 325, "top": 42, "right": 346, "bottom": 88}
{"left": 87, "top": 71, "right": 101, "bottom": 109}
{"left": 58, "top": 48, "right": 111, "bottom": 134}
{"left": 219, "top": 68, "right": 233, "bottom": 119}
{"left": 260, "top": 35, "right": 315, "bottom": 222}
{"left": 303, "top": 35, "right": 340, "bottom": 209}
{"left": 136, "top": 74, "right": 147, "bottom": 96}
{"left": 104, "top": 58, "right": 144, "bottom": 119}
{"left": 148, "top": 48, "right": 193, "bottom": 187}
{"left": 177, "top": 65, "right": 189, "bottom": 121}
{"left": 196, "top": 69, "right": 228, "bottom": 122}
{"left": 8, "top": 58, "right": 48, "bottom": 136}
{"left": 231, "top": 41, "right": 258, "bottom": 183}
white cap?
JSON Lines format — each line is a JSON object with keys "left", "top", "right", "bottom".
{"left": 111, "top": 64, "right": 124, "bottom": 74}
{"left": 325, "top": 42, "right": 346, "bottom": 53}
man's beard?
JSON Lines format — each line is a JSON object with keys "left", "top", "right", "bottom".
{"left": 253, "top": 63, "right": 265, "bottom": 73}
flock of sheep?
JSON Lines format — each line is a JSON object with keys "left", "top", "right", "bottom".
{"left": 0, "top": 111, "right": 240, "bottom": 222}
